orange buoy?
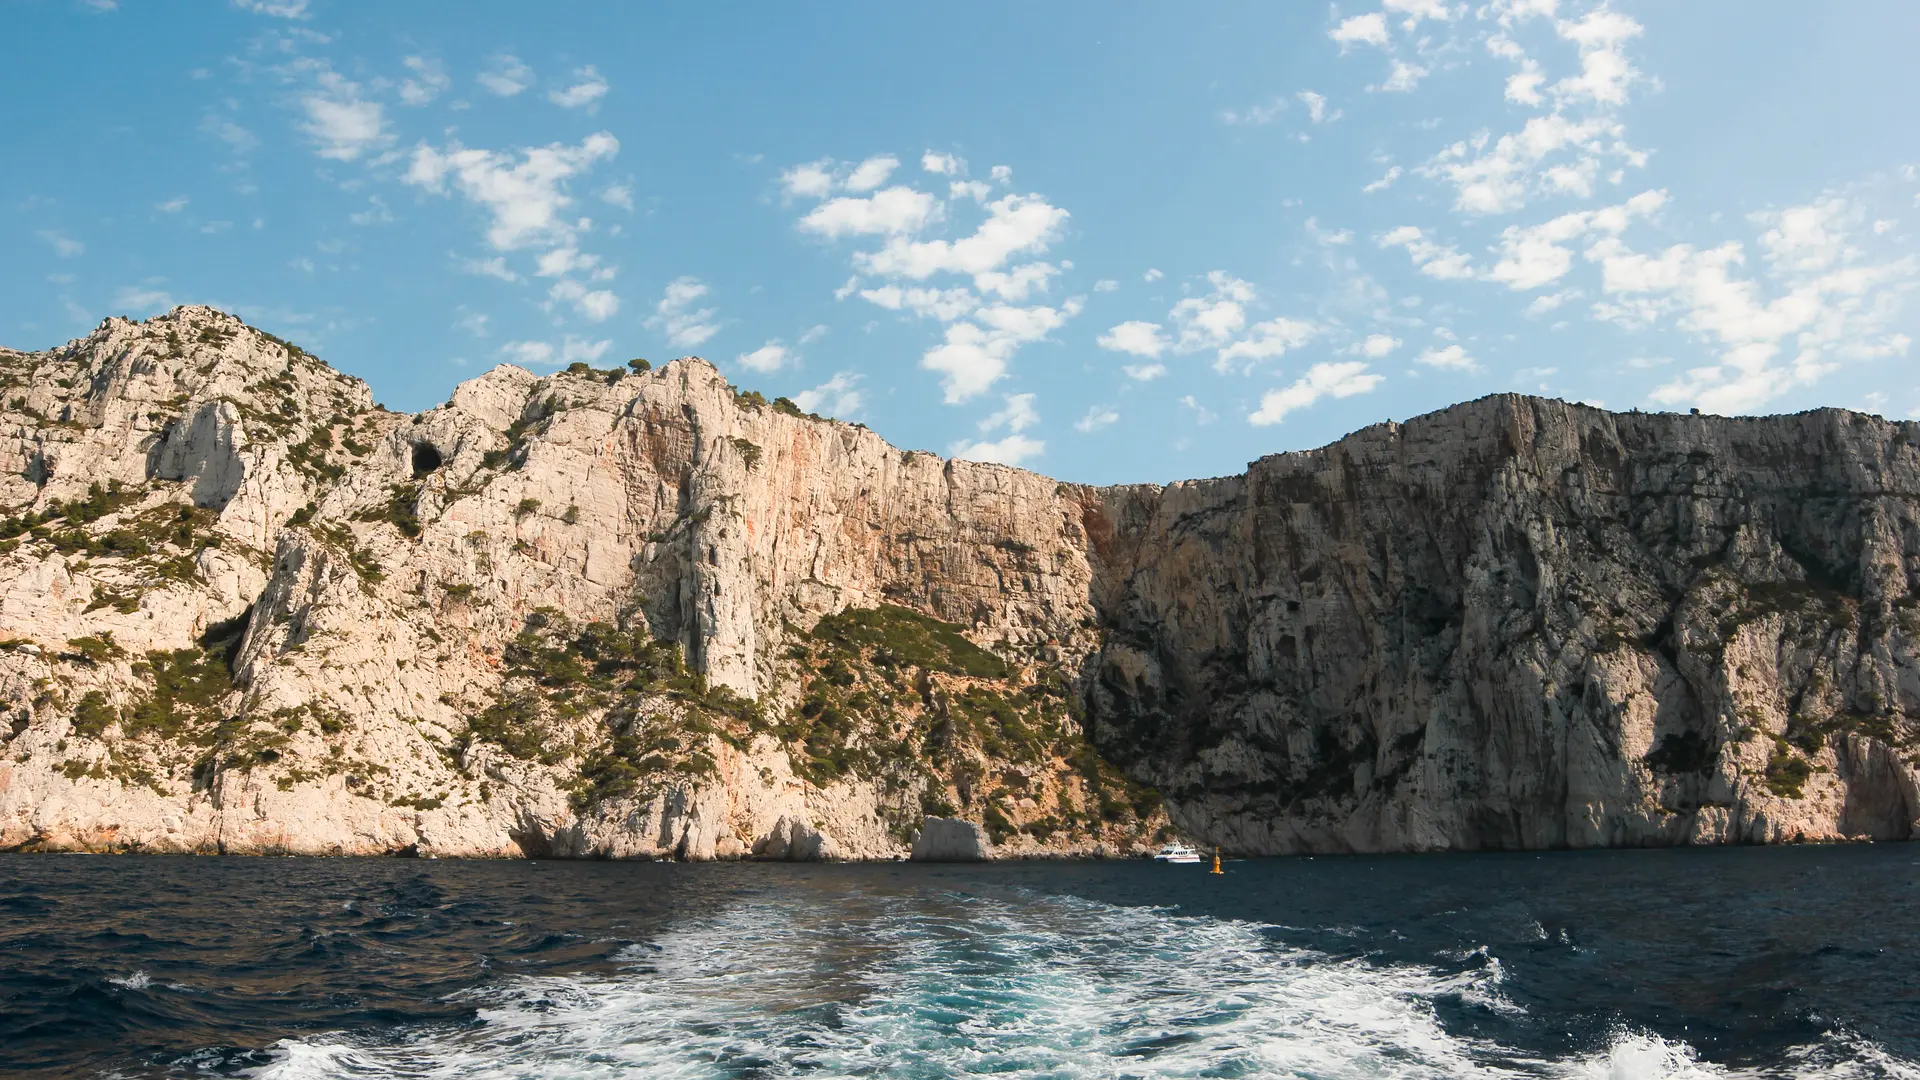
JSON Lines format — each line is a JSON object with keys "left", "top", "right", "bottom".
{"left": 1210, "top": 847, "right": 1223, "bottom": 874}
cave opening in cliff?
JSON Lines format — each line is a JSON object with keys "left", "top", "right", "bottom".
{"left": 410, "top": 442, "right": 444, "bottom": 477}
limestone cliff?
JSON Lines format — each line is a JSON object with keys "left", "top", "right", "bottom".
{"left": 0, "top": 307, "right": 1158, "bottom": 859}
{"left": 1085, "top": 398, "right": 1920, "bottom": 851}
{"left": 0, "top": 306, "right": 1915, "bottom": 857}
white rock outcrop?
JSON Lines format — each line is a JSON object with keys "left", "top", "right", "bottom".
{"left": 911, "top": 817, "right": 993, "bottom": 861}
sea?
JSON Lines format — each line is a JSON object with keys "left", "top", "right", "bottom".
{"left": 3, "top": 845, "right": 1918, "bottom": 1078}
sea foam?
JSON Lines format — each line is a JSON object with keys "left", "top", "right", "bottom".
{"left": 246, "top": 889, "right": 1913, "bottom": 1080}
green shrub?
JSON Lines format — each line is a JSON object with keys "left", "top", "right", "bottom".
{"left": 66, "top": 635, "right": 125, "bottom": 666}
{"left": 809, "top": 606, "right": 1007, "bottom": 678}
{"left": 728, "top": 437, "right": 762, "bottom": 471}
{"left": 70, "top": 691, "right": 117, "bottom": 738}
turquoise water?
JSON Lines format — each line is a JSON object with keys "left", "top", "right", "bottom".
{"left": 4, "top": 847, "right": 1918, "bottom": 1077}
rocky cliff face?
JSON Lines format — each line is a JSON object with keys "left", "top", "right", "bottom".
{"left": 0, "top": 307, "right": 1159, "bottom": 859}
{"left": 1085, "top": 399, "right": 1920, "bottom": 851}
{"left": 0, "top": 306, "right": 1915, "bottom": 858}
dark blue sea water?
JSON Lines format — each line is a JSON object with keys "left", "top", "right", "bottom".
{"left": 3, "top": 846, "right": 1918, "bottom": 1078}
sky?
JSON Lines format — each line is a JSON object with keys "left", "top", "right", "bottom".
{"left": 3, "top": 1, "right": 1918, "bottom": 485}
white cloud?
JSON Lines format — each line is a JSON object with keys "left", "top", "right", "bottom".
{"left": 1143, "top": 268, "right": 1163, "bottom": 282}
{"left": 1075, "top": 405, "right": 1119, "bottom": 433}
{"left": 1376, "top": 61, "right": 1429, "bottom": 93}
{"left": 950, "top": 433, "right": 1043, "bottom": 467}
{"left": 950, "top": 180, "right": 992, "bottom": 202}
{"left": 1416, "top": 344, "right": 1478, "bottom": 371}
{"left": 1486, "top": 188, "right": 1666, "bottom": 290}
{"left": 500, "top": 340, "right": 552, "bottom": 367}
{"left": 1216, "top": 316, "right": 1318, "bottom": 371}
{"left": 547, "top": 279, "right": 620, "bottom": 322}
{"left": 1424, "top": 114, "right": 1631, "bottom": 216}
{"left": 736, "top": 342, "right": 788, "bottom": 373}
{"left": 1527, "top": 290, "right": 1575, "bottom": 315}
{"left": 1550, "top": 8, "right": 1644, "bottom": 107}
{"left": 1106, "top": 272, "right": 1320, "bottom": 371}
{"left": 990, "top": 165, "right": 1012, "bottom": 183}
{"left": 478, "top": 55, "right": 533, "bottom": 97}
{"left": 860, "top": 284, "right": 979, "bottom": 321}
{"left": 1355, "top": 333, "right": 1401, "bottom": 357}
{"left": 1384, "top": 0, "right": 1454, "bottom": 26}
{"left": 38, "top": 230, "right": 83, "bottom": 257}
{"left": 399, "top": 55, "right": 449, "bottom": 106}
{"left": 1306, "top": 218, "right": 1353, "bottom": 245}
{"left": 1329, "top": 12, "right": 1389, "bottom": 49}
{"left": 404, "top": 131, "right": 619, "bottom": 251}
{"left": 921, "top": 300, "right": 1080, "bottom": 403}
{"left": 1123, "top": 363, "right": 1168, "bottom": 381}
{"left": 1585, "top": 197, "right": 1917, "bottom": 414}
{"left": 799, "top": 186, "right": 941, "bottom": 238}
{"left": 1221, "top": 98, "right": 1287, "bottom": 126}
{"left": 1249, "top": 362, "right": 1383, "bottom": 425}
{"left": 794, "top": 372, "right": 863, "bottom": 416}
{"left": 548, "top": 66, "right": 609, "bottom": 110}
{"left": 1378, "top": 225, "right": 1475, "bottom": 280}
{"left": 300, "top": 69, "right": 389, "bottom": 161}
{"left": 781, "top": 159, "right": 836, "bottom": 199}
{"left": 534, "top": 247, "right": 599, "bottom": 277}
{"left": 645, "top": 276, "right": 720, "bottom": 350}
{"left": 1170, "top": 271, "right": 1254, "bottom": 350}
{"left": 979, "top": 392, "right": 1040, "bottom": 434}
{"left": 1755, "top": 197, "right": 1856, "bottom": 272}
{"left": 200, "top": 112, "right": 257, "bottom": 154}
{"left": 1180, "top": 395, "right": 1217, "bottom": 425}
{"left": 460, "top": 255, "right": 520, "bottom": 282}
{"left": 499, "top": 336, "right": 610, "bottom": 369}
{"left": 600, "top": 184, "right": 634, "bottom": 210}
{"left": 454, "top": 309, "right": 489, "bottom": 337}
{"left": 1093, "top": 279, "right": 1120, "bottom": 292}
{"left": 921, "top": 151, "right": 964, "bottom": 175}
{"left": 855, "top": 193, "right": 1066, "bottom": 278}
{"left": 791, "top": 162, "right": 1079, "bottom": 403}
{"left": 156, "top": 196, "right": 189, "bottom": 213}
{"left": 974, "top": 262, "right": 1059, "bottom": 302}
{"left": 1297, "top": 90, "right": 1332, "bottom": 123}
{"left": 114, "top": 285, "right": 173, "bottom": 314}
{"left": 1097, "top": 320, "right": 1169, "bottom": 358}
{"left": 232, "top": 0, "right": 308, "bottom": 16}
{"left": 1506, "top": 62, "right": 1546, "bottom": 106}
{"left": 843, "top": 154, "right": 900, "bottom": 193}
{"left": 347, "top": 196, "right": 392, "bottom": 226}
{"left": 800, "top": 324, "right": 829, "bottom": 345}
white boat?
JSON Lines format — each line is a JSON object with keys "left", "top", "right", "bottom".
{"left": 1153, "top": 843, "right": 1203, "bottom": 864}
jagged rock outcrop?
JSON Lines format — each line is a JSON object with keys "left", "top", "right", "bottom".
{"left": 0, "top": 306, "right": 1915, "bottom": 858}
{"left": 911, "top": 816, "right": 993, "bottom": 861}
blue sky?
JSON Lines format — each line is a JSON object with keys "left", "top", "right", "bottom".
{"left": 4, "top": 1, "right": 1917, "bottom": 484}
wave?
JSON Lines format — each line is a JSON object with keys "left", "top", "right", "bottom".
{"left": 242, "top": 890, "right": 1914, "bottom": 1080}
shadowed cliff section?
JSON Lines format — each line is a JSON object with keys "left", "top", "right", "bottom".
{"left": 1081, "top": 397, "right": 1920, "bottom": 852}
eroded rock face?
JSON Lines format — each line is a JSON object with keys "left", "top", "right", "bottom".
{"left": 1082, "top": 398, "right": 1920, "bottom": 853}
{"left": 0, "top": 308, "right": 1914, "bottom": 859}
